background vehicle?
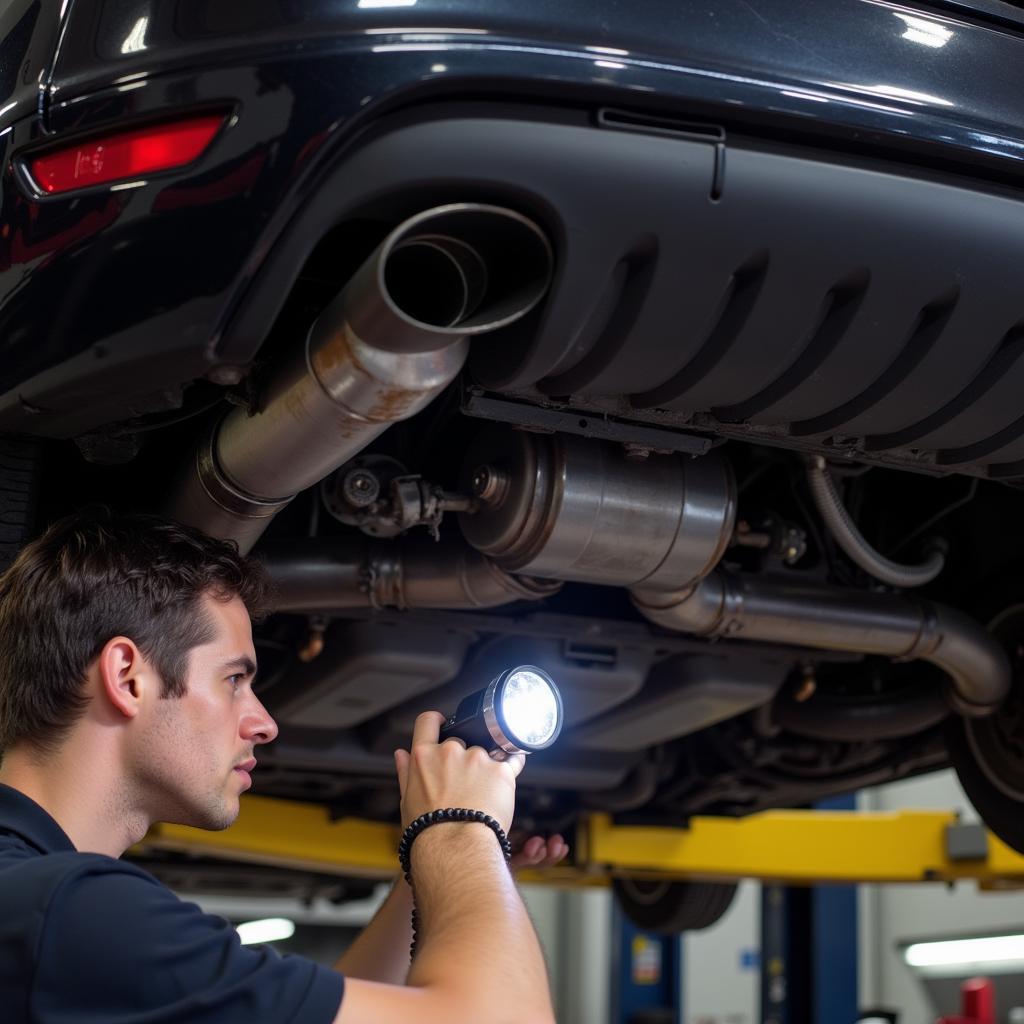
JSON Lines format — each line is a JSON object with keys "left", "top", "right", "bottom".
{"left": 4, "top": 0, "right": 1024, "bottom": 931}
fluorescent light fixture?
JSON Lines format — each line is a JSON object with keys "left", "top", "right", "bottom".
{"left": 858, "top": 83, "right": 954, "bottom": 108}
{"left": 594, "top": 60, "right": 625, "bottom": 70}
{"left": 358, "top": 0, "right": 418, "bottom": 7}
{"left": 894, "top": 13, "right": 953, "bottom": 48}
{"left": 586, "top": 45, "right": 629, "bottom": 56}
{"left": 121, "top": 16, "right": 148, "bottom": 54}
{"left": 781, "top": 89, "right": 829, "bottom": 103}
{"left": 363, "top": 26, "right": 486, "bottom": 34}
{"left": 905, "top": 934, "right": 1024, "bottom": 973}
{"left": 237, "top": 917, "right": 296, "bottom": 945}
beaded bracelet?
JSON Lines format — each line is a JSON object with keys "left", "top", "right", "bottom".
{"left": 398, "top": 808, "right": 513, "bottom": 959}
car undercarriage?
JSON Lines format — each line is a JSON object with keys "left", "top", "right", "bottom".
{"left": 4, "top": 0, "right": 1024, "bottom": 930}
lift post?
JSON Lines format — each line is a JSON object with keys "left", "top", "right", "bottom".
{"left": 137, "top": 795, "right": 1024, "bottom": 890}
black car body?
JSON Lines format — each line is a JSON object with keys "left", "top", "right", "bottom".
{"left": 4, "top": 0, "right": 1024, "bottom": 927}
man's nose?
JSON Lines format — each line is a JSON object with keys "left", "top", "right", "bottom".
{"left": 241, "top": 694, "right": 279, "bottom": 746}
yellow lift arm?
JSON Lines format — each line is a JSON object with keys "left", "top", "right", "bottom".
{"left": 136, "top": 795, "right": 1024, "bottom": 889}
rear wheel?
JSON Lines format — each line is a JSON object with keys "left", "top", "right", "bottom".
{"left": 947, "top": 604, "right": 1024, "bottom": 855}
{"left": 612, "top": 877, "right": 738, "bottom": 933}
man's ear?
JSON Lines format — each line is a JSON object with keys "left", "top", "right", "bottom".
{"left": 97, "top": 637, "right": 152, "bottom": 720}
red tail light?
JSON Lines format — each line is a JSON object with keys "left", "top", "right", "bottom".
{"left": 27, "top": 114, "right": 225, "bottom": 195}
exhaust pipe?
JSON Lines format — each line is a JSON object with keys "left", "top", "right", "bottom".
{"left": 631, "top": 574, "right": 1011, "bottom": 717}
{"left": 456, "top": 429, "right": 1008, "bottom": 720}
{"left": 169, "top": 204, "right": 553, "bottom": 551}
{"left": 260, "top": 536, "right": 561, "bottom": 612}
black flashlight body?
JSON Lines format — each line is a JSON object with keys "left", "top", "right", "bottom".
{"left": 440, "top": 689, "right": 496, "bottom": 751}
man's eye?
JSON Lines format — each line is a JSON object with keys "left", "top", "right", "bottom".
{"left": 228, "top": 674, "right": 245, "bottom": 688}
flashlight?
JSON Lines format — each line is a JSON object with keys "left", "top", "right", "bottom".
{"left": 440, "top": 665, "right": 563, "bottom": 758}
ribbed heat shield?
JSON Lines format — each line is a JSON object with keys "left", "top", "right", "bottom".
{"left": 446, "top": 120, "right": 1024, "bottom": 479}
{"left": 205, "top": 110, "right": 1024, "bottom": 480}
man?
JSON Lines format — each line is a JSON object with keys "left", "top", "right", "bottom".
{"left": 0, "top": 509, "right": 565, "bottom": 1023}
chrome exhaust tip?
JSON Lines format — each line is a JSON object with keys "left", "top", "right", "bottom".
{"left": 344, "top": 203, "right": 554, "bottom": 351}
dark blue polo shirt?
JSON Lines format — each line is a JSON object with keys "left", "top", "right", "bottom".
{"left": 0, "top": 783, "right": 345, "bottom": 1023}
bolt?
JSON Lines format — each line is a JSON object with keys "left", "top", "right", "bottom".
{"left": 207, "top": 365, "right": 246, "bottom": 385}
{"left": 343, "top": 468, "right": 380, "bottom": 507}
{"left": 794, "top": 665, "right": 817, "bottom": 703}
{"left": 623, "top": 443, "right": 652, "bottom": 461}
{"left": 470, "top": 464, "right": 509, "bottom": 505}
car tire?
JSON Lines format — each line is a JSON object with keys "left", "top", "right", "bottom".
{"left": 0, "top": 437, "right": 40, "bottom": 573}
{"left": 946, "top": 604, "right": 1024, "bottom": 855}
{"left": 612, "top": 877, "right": 738, "bottom": 933}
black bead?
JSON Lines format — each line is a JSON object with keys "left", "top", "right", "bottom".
{"left": 399, "top": 806, "right": 520, "bottom": 960}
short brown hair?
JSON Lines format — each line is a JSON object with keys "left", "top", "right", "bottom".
{"left": 0, "top": 508, "right": 268, "bottom": 757}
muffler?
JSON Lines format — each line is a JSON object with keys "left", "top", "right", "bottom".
{"left": 169, "top": 204, "right": 553, "bottom": 551}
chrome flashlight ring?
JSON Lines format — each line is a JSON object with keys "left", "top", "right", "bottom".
{"left": 482, "top": 671, "right": 523, "bottom": 756}
{"left": 483, "top": 664, "right": 562, "bottom": 755}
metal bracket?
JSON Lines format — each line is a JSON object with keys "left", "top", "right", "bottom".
{"left": 945, "top": 822, "right": 989, "bottom": 862}
{"left": 462, "top": 390, "right": 713, "bottom": 456}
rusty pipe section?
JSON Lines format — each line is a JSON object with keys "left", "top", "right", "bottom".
{"left": 260, "top": 536, "right": 562, "bottom": 613}
{"left": 168, "top": 204, "right": 553, "bottom": 551}
{"left": 631, "top": 573, "right": 1011, "bottom": 717}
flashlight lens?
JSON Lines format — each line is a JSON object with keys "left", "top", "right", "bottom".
{"left": 501, "top": 669, "right": 559, "bottom": 748}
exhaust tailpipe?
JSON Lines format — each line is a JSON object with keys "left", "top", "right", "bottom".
{"left": 169, "top": 204, "right": 552, "bottom": 551}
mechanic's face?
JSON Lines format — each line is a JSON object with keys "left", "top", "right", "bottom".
{"left": 132, "top": 592, "right": 278, "bottom": 831}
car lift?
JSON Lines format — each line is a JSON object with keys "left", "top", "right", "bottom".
{"left": 137, "top": 796, "right": 1024, "bottom": 1024}
{"left": 138, "top": 794, "right": 1024, "bottom": 889}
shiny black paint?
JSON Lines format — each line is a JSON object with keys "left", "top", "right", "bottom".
{"left": 46, "top": 0, "right": 1024, "bottom": 162}
{"left": 0, "top": 0, "right": 63, "bottom": 128}
{"left": 3, "top": 0, "right": 1024, "bottom": 433}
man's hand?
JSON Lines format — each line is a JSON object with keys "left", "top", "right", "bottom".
{"left": 511, "top": 834, "right": 569, "bottom": 871}
{"left": 393, "top": 711, "right": 524, "bottom": 834}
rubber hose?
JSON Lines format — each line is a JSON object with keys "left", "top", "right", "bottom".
{"left": 805, "top": 456, "right": 945, "bottom": 588}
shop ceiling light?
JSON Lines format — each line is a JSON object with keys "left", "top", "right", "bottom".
{"left": 904, "top": 934, "right": 1024, "bottom": 972}
{"left": 236, "top": 917, "right": 296, "bottom": 946}
{"left": 441, "top": 665, "right": 563, "bottom": 758}
{"left": 26, "top": 114, "right": 224, "bottom": 195}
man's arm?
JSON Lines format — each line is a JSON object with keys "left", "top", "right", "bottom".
{"left": 333, "top": 879, "right": 413, "bottom": 985}
{"left": 333, "top": 713, "right": 557, "bottom": 1024}
{"left": 334, "top": 836, "right": 568, "bottom": 986}
{"left": 337, "top": 825, "right": 554, "bottom": 1024}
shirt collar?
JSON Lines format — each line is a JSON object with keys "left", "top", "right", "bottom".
{"left": 0, "top": 783, "right": 76, "bottom": 854}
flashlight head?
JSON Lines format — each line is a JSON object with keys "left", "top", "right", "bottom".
{"left": 440, "top": 664, "right": 563, "bottom": 756}
{"left": 484, "top": 665, "right": 563, "bottom": 755}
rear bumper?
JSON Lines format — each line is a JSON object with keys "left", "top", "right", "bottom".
{"left": 3, "top": 1, "right": 1024, "bottom": 463}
